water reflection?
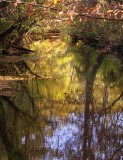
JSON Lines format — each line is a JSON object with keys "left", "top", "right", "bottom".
{"left": 44, "top": 112, "right": 123, "bottom": 160}
{"left": 0, "top": 40, "right": 123, "bottom": 160}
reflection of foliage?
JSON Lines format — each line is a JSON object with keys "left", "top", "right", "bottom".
{"left": 29, "top": 40, "right": 73, "bottom": 78}
{"left": 0, "top": 97, "right": 25, "bottom": 160}
{"left": 100, "top": 55, "right": 123, "bottom": 86}
{"left": 26, "top": 40, "right": 83, "bottom": 100}
{"left": 70, "top": 33, "right": 123, "bottom": 111}
{"left": 1, "top": 1, "right": 123, "bottom": 160}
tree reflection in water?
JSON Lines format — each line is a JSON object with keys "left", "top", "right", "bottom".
{"left": 44, "top": 111, "right": 123, "bottom": 160}
{"left": 0, "top": 40, "right": 123, "bottom": 160}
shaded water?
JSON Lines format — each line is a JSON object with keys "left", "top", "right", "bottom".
{"left": 0, "top": 40, "right": 123, "bottom": 160}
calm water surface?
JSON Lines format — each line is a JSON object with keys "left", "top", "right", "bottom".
{"left": 0, "top": 40, "right": 123, "bottom": 160}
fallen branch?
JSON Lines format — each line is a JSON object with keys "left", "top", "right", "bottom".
{"left": 0, "top": 16, "right": 27, "bottom": 42}
{"left": 9, "top": 45, "right": 35, "bottom": 53}
{"left": 0, "top": 25, "right": 16, "bottom": 41}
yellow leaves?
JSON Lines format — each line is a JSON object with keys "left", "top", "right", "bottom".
{"left": 53, "top": 0, "right": 63, "bottom": 5}
{"left": 107, "top": 10, "right": 114, "bottom": 13}
{"left": 54, "top": 0, "right": 58, "bottom": 5}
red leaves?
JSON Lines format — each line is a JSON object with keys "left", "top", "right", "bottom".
{"left": 25, "top": 2, "right": 34, "bottom": 17}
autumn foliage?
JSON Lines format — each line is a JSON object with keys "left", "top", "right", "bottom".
{"left": 66, "top": 1, "right": 123, "bottom": 24}
{"left": 1, "top": 0, "right": 123, "bottom": 20}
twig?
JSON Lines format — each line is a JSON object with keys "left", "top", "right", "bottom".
{"left": 79, "top": 13, "right": 123, "bottom": 22}
{"left": 100, "top": 91, "right": 123, "bottom": 114}
{"left": 2, "top": 0, "right": 61, "bottom": 11}
{"left": 110, "top": 144, "right": 123, "bottom": 160}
